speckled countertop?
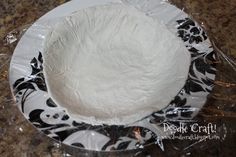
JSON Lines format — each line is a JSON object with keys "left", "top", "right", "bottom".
{"left": 0, "top": 0, "right": 235, "bottom": 157}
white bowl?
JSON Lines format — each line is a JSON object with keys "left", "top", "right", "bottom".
{"left": 43, "top": 3, "right": 190, "bottom": 125}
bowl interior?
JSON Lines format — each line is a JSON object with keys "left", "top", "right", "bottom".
{"left": 43, "top": 3, "right": 191, "bottom": 125}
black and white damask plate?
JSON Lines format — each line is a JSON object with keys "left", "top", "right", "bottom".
{"left": 9, "top": 0, "right": 217, "bottom": 152}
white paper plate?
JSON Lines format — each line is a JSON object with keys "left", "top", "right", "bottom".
{"left": 9, "top": 0, "right": 217, "bottom": 152}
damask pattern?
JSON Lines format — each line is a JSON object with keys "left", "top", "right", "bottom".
{"left": 12, "top": 18, "right": 216, "bottom": 151}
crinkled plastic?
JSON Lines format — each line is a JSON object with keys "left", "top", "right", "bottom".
{"left": 1, "top": 0, "right": 235, "bottom": 156}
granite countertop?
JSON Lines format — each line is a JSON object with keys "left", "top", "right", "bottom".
{"left": 0, "top": 0, "right": 235, "bottom": 157}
